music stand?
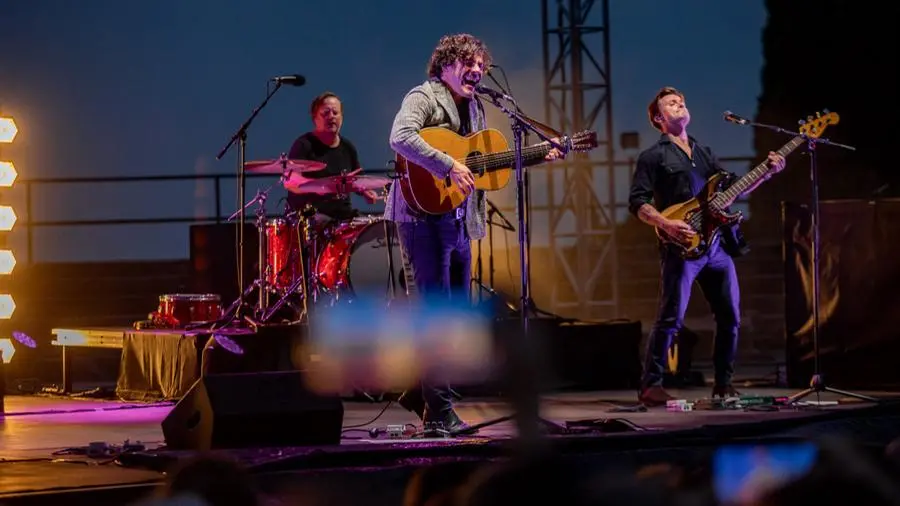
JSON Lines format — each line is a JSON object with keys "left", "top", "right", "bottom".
{"left": 729, "top": 110, "right": 878, "bottom": 405}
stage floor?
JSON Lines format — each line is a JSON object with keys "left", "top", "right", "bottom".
{"left": 1, "top": 386, "right": 896, "bottom": 500}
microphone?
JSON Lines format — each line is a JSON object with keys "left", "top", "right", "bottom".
{"left": 271, "top": 74, "right": 306, "bottom": 86}
{"left": 475, "top": 83, "right": 514, "bottom": 102}
{"left": 723, "top": 110, "right": 749, "bottom": 125}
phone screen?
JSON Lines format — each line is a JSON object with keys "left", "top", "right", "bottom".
{"left": 713, "top": 441, "right": 818, "bottom": 504}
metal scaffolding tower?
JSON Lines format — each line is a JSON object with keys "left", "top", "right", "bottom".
{"left": 538, "top": 0, "right": 618, "bottom": 319}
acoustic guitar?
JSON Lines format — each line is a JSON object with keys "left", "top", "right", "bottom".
{"left": 395, "top": 127, "right": 598, "bottom": 215}
{"left": 656, "top": 110, "right": 840, "bottom": 259}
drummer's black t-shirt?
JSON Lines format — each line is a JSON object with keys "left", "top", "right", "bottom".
{"left": 286, "top": 132, "right": 360, "bottom": 220}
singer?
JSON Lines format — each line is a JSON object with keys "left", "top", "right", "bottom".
{"left": 627, "top": 86, "right": 785, "bottom": 406}
{"left": 383, "top": 33, "right": 561, "bottom": 433}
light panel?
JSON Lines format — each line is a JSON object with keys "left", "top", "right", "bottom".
{"left": 0, "top": 294, "right": 15, "bottom": 319}
{"left": 0, "top": 206, "right": 17, "bottom": 231}
{"left": 0, "top": 250, "right": 15, "bottom": 275}
{"left": 0, "top": 337, "right": 14, "bottom": 363}
{"left": 0, "top": 117, "right": 17, "bottom": 143}
{"left": 0, "top": 161, "right": 17, "bottom": 187}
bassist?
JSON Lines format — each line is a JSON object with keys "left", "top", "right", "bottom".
{"left": 627, "top": 87, "right": 785, "bottom": 406}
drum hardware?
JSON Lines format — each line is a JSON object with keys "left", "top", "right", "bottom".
{"left": 199, "top": 158, "right": 301, "bottom": 330}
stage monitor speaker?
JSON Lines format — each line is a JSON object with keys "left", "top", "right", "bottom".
{"left": 161, "top": 371, "right": 344, "bottom": 450}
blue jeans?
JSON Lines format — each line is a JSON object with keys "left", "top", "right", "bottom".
{"left": 642, "top": 240, "right": 741, "bottom": 389}
{"left": 397, "top": 216, "right": 471, "bottom": 419}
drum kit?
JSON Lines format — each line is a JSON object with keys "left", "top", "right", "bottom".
{"left": 201, "top": 153, "right": 404, "bottom": 328}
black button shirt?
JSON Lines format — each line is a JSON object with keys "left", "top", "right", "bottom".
{"left": 628, "top": 134, "right": 730, "bottom": 217}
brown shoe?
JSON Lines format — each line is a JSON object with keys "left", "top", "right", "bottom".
{"left": 712, "top": 384, "right": 741, "bottom": 398}
{"left": 639, "top": 385, "right": 675, "bottom": 406}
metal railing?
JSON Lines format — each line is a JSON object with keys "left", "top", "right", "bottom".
{"left": 18, "top": 172, "right": 282, "bottom": 264}
{"left": 16, "top": 156, "right": 756, "bottom": 264}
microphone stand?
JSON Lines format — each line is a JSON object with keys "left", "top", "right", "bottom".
{"left": 730, "top": 114, "right": 876, "bottom": 405}
{"left": 451, "top": 92, "right": 568, "bottom": 440}
{"left": 471, "top": 199, "right": 517, "bottom": 312}
{"left": 215, "top": 80, "right": 284, "bottom": 325}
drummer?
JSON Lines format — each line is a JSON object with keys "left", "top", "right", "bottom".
{"left": 284, "top": 91, "right": 380, "bottom": 222}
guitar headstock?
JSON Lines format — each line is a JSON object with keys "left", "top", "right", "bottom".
{"left": 563, "top": 130, "right": 599, "bottom": 153}
{"left": 798, "top": 110, "right": 839, "bottom": 139}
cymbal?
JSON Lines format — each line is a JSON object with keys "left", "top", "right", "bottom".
{"left": 244, "top": 159, "right": 326, "bottom": 174}
{"left": 286, "top": 174, "right": 390, "bottom": 195}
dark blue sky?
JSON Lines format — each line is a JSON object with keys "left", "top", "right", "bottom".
{"left": 0, "top": 1, "right": 765, "bottom": 261}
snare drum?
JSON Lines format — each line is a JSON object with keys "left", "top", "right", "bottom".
{"left": 265, "top": 217, "right": 301, "bottom": 291}
{"left": 157, "top": 293, "right": 222, "bottom": 327}
{"left": 315, "top": 216, "right": 406, "bottom": 304}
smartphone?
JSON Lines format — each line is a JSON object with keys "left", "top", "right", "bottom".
{"left": 713, "top": 441, "right": 818, "bottom": 504}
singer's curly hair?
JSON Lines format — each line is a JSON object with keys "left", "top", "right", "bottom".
{"left": 427, "top": 33, "right": 492, "bottom": 78}
{"left": 648, "top": 86, "right": 685, "bottom": 132}
{"left": 310, "top": 91, "right": 341, "bottom": 120}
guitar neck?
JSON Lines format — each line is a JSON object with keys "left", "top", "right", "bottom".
{"left": 468, "top": 143, "right": 552, "bottom": 173}
{"left": 719, "top": 135, "right": 805, "bottom": 203}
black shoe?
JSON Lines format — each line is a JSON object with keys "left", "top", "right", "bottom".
{"left": 712, "top": 384, "right": 741, "bottom": 398}
{"left": 396, "top": 390, "right": 425, "bottom": 420}
{"left": 639, "top": 385, "right": 675, "bottom": 407}
{"left": 423, "top": 408, "right": 477, "bottom": 436}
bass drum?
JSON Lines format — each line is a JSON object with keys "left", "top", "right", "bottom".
{"left": 315, "top": 216, "right": 407, "bottom": 305}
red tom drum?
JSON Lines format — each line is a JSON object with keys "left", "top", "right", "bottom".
{"left": 155, "top": 293, "right": 222, "bottom": 328}
{"left": 265, "top": 217, "right": 301, "bottom": 291}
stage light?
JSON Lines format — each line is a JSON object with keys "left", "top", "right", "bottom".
{"left": 0, "top": 337, "right": 13, "bottom": 363}
{"left": 0, "top": 117, "right": 16, "bottom": 144}
{"left": 0, "top": 206, "right": 16, "bottom": 232}
{"left": 0, "top": 250, "right": 14, "bottom": 275}
{"left": 0, "top": 294, "right": 15, "bottom": 319}
{"left": 212, "top": 333, "right": 244, "bottom": 355}
{"left": 0, "top": 161, "right": 17, "bottom": 187}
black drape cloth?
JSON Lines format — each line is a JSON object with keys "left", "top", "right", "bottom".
{"left": 782, "top": 199, "right": 900, "bottom": 389}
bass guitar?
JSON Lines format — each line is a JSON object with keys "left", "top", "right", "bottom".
{"left": 656, "top": 110, "right": 839, "bottom": 259}
{"left": 395, "top": 127, "right": 598, "bottom": 215}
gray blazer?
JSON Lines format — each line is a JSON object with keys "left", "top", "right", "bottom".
{"left": 383, "top": 78, "right": 487, "bottom": 241}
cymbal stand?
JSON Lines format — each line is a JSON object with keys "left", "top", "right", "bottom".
{"left": 216, "top": 167, "right": 291, "bottom": 326}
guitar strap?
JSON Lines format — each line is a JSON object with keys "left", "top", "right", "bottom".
{"left": 397, "top": 235, "right": 418, "bottom": 301}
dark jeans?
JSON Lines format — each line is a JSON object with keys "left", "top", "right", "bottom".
{"left": 642, "top": 240, "right": 741, "bottom": 389}
{"left": 397, "top": 216, "right": 471, "bottom": 419}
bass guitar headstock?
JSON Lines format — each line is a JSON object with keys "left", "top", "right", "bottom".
{"left": 799, "top": 110, "right": 839, "bottom": 139}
